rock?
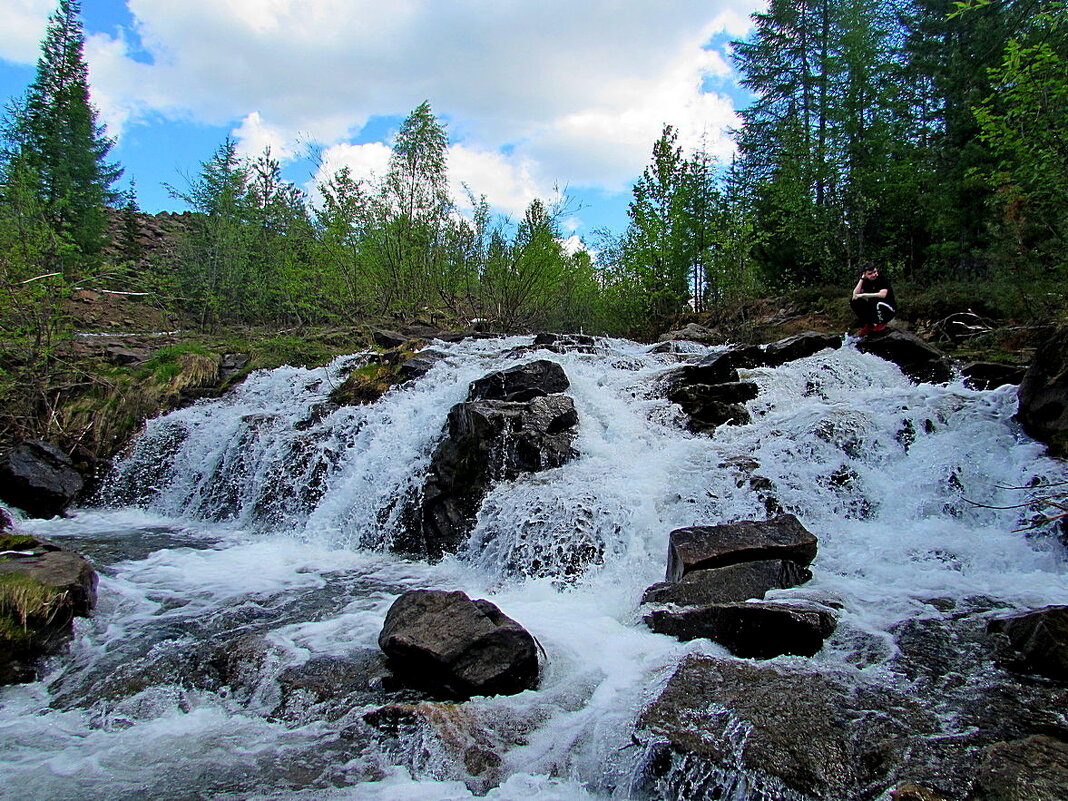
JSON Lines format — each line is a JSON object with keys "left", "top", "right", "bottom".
{"left": 642, "top": 559, "right": 812, "bottom": 607}
{"left": 1016, "top": 326, "right": 1068, "bottom": 457}
{"left": 468, "top": 359, "right": 570, "bottom": 402}
{"left": 761, "top": 331, "right": 843, "bottom": 367}
{"left": 667, "top": 381, "right": 758, "bottom": 432}
{"left": 968, "top": 735, "right": 1068, "bottom": 801}
{"left": 666, "top": 514, "right": 818, "bottom": 582}
{"left": 396, "top": 349, "right": 447, "bottom": 383}
{"left": 857, "top": 329, "right": 955, "bottom": 384}
{"left": 105, "top": 345, "right": 149, "bottom": 366}
{"left": 961, "top": 361, "right": 1027, "bottom": 390}
{"left": 890, "top": 783, "right": 952, "bottom": 801}
{"left": 667, "top": 351, "right": 741, "bottom": 386}
{"left": 657, "top": 323, "right": 722, "bottom": 344}
{"left": 645, "top": 601, "right": 836, "bottom": 658}
{"left": 377, "top": 589, "right": 539, "bottom": 699}
{"left": 273, "top": 652, "right": 390, "bottom": 721}
{"left": 635, "top": 656, "right": 876, "bottom": 800}
{"left": 219, "top": 353, "right": 250, "bottom": 382}
{"left": 371, "top": 329, "right": 411, "bottom": 349}
{"left": 988, "top": 605, "right": 1068, "bottom": 680}
{"left": 403, "top": 393, "right": 578, "bottom": 559}
{"left": 0, "top": 440, "right": 85, "bottom": 518}
{"left": 0, "top": 536, "right": 98, "bottom": 684}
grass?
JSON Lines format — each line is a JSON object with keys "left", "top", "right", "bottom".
{"left": 0, "top": 573, "right": 64, "bottom": 636}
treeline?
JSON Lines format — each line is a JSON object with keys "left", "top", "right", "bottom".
{"left": 2, "top": 0, "right": 1067, "bottom": 361}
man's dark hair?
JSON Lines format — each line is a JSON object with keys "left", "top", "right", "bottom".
{"left": 859, "top": 261, "right": 877, "bottom": 274}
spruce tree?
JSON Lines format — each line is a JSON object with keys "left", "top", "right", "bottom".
{"left": 5, "top": 0, "right": 122, "bottom": 269}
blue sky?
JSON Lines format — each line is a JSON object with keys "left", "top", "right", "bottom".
{"left": 1, "top": 0, "right": 760, "bottom": 242}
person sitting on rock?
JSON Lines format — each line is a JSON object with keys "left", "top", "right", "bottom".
{"left": 850, "top": 262, "right": 896, "bottom": 336}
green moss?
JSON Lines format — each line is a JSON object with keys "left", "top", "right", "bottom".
{"left": 0, "top": 534, "right": 38, "bottom": 552}
{"left": 250, "top": 335, "right": 338, "bottom": 370}
{"left": 329, "top": 363, "right": 397, "bottom": 405}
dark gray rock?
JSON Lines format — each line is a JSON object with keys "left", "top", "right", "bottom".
{"left": 988, "top": 605, "right": 1068, "bottom": 680}
{"left": 635, "top": 656, "right": 903, "bottom": 800}
{"left": 668, "top": 351, "right": 741, "bottom": 386}
{"left": 396, "top": 349, "right": 446, "bottom": 383}
{"left": 968, "top": 735, "right": 1068, "bottom": 801}
{"left": 468, "top": 359, "right": 570, "bottom": 402}
{"left": 642, "top": 559, "right": 812, "bottom": 607}
{"left": 403, "top": 394, "right": 579, "bottom": 559}
{"left": 645, "top": 601, "right": 836, "bottom": 658}
{"left": 667, "top": 381, "right": 760, "bottom": 407}
{"left": 762, "top": 331, "right": 843, "bottom": 367}
{"left": 666, "top": 514, "right": 818, "bottom": 581}
{"left": 961, "top": 361, "right": 1027, "bottom": 390}
{"left": 371, "top": 329, "right": 411, "bottom": 349}
{"left": 857, "top": 329, "right": 955, "bottom": 384}
{"left": 657, "top": 323, "right": 722, "bottom": 344}
{"left": 0, "top": 440, "right": 85, "bottom": 518}
{"left": 1016, "top": 326, "right": 1068, "bottom": 457}
{"left": 105, "top": 345, "right": 149, "bottom": 365}
{"left": 378, "top": 589, "right": 539, "bottom": 699}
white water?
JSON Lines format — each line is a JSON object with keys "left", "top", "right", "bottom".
{"left": 2, "top": 335, "right": 1066, "bottom": 800}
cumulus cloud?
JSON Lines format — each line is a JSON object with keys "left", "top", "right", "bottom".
{"left": 81, "top": 0, "right": 761, "bottom": 212}
{"left": 0, "top": 0, "right": 52, "bottom": 65}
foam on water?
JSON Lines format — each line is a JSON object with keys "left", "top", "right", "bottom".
{"left": 4, "top": 334, "right": 1067, "bottom": 799}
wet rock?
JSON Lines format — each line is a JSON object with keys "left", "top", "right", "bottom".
{"left": 378, "top": 589, "right": 539, "bottom": 700}
{"left": 467, "top": 359, "right": 570, "bottom": 402}
{"left": 219, "top": 353, "right": 250, "bottom": 382}
{"left": 890, "top": 782, "right": 952, "bottom": 801}
{"left": 0, "top": 440, "right": 85, "bottom": 518}
{"left": 403, "top": 393, "right": 578, "bottom": 559}
{"left": 645, "top": 601, "right": 836, "bottom": 658}
{"left": 666, "top": 351, "right": 741, "bottom": 386}
{"left": 1016, "top": 326, "right": 1068, "bottom": 457}
{"left": 761, "top": 331, "right": 843, "bottom": 367}
{"left": 0, "top": 536, "right": 98, "bottom": 684}
{"left": 961, "top": 361, "right": 1026, "bottom": 390}
{"left": 968, "top": 735, "right": 1068, "bottom": 801}
{"left": 666, "top": 382, "right": 757, "bottom": 432}
{"left": 274, "top": 652, "right": 391, "bottom": 721}
{"left": 396, "top": 349, "right": 447, "bottom": 383}
{"left": 666, "top": 514, "right": 818, "bottom": 582}
{"left": 988, "top": 605, "right": 1068, "bottom": 680}
{"left": 635, "top": 655, "right": 901, "bottom": 800}
{"left": 857, "top": 329, "right": 956, "bottom": 384}
{"left": 105, "top": 345, "right": 149, "bottom": 365}
{"left": 642, "top": 559, "right": 812, "bottom": 607}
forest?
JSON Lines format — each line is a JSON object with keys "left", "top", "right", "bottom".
{"left": 1, "top": 0, "right": 1066, "bottom": 387}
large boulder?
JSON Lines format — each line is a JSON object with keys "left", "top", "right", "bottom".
{"left": 1016, "top": 326, "right": 1068, "bottom": 457}
{"left": 857, "top": 329, "right": 955, "bottom": 384}
{"left": 987, "top": 605, "right": 1068, "bottom": 680}
{"left": 961, "top": 361, "right": 1027, "bottom": 391}
{"left": 468, "top": 359, "right": 570, "bottom": 402}
{"left": 0, "top": 440, "right": 85, "bottom": 518}
{"left": 0, "top": 535, "right": 98, "bottom": 684}
{"left": 645, "top": 601, "right": 837, "bottom": 658}
{"left": 378, "top": 589, "right": 539, "bottom": 699}
{"left": 666, "top": 514, "right": 818, "bottom": 582}
{"left": 402, "top": 393, "right": 579, "bottom": 559}
{"left": 642, "top": 559, "right": 812, "bottom": 607}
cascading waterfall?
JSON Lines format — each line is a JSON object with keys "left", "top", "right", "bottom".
{"left": 2, "top": 334, "right": 1066, "bottom": 801}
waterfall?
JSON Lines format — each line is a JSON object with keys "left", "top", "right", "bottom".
{"left": 3, "top": 334, "right": 1066, "bottom": 801}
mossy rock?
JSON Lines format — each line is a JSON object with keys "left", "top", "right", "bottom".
{"left": 0, "top": 537, "right": 98, "bottom": 684}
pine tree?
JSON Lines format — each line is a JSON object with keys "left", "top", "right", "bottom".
{"left": 4, "top": 0, "right": 122, "bottom": 269}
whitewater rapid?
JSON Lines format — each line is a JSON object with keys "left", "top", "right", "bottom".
{"left": 2, "top": 334, "right": 1065, "bottom": 800}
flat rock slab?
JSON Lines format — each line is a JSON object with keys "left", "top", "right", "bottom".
{"left": 667, "top": 513, "right": 817, "bottom": 581}
{"left": 988, "top": 605, "right": 1068, "bottom": 680}
{"left": 378, "top": 589, "right": 539, "bottom": 700}
{"left": 645, "top": 601, "right": 836, "bottom": 658}
{"left": 642, "top": 559, "right": 812, "bottom": 607}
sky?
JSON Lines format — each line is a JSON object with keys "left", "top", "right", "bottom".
{"left": 0, "top": 0, "right": 762, "bottom": 242}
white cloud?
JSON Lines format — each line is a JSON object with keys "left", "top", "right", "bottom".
{"left": 82, "top": 0, "right": 762, "bottom": 211}
{"left": 0, "top": 0, "right": 52, "bottom": 65}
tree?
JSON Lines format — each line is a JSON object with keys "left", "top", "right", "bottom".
{"left": 3, "top": 0, "right": 121, "bottom": 269}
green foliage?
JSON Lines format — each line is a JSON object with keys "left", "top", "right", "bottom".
{"left": 2, "top": 0, "right": 121, "bottom": 271}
